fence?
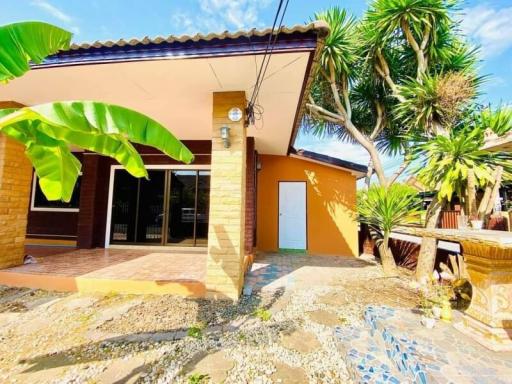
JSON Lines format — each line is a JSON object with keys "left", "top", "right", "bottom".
{"left": 440, "top": 210, "right": 459, "bottom": 229}
{"left": 439, "top": 210, "right": 509, "bottom": 231}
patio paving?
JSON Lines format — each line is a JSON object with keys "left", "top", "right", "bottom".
{"left": 244, "top": 252, "right": 380, "bottom": 292}
{"left": 336, "top": 305, "right": 512, "bottom": 383}
{"left": 0, "top": 247, "right": 206, "bottom": 296}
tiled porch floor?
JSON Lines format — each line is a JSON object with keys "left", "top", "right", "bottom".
{"left": 0, "top": 247, "right": 206, "bottom": 296}
{"left": 0, "top": 248, "right": 377, "bottom": 296}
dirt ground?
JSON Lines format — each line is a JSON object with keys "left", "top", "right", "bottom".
{"left": 0, "top": 256, "right": 418, "bottom": 384}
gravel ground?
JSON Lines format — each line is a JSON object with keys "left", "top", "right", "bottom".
{"left": 0, "top": 261, "right": 418, "bottom": 384}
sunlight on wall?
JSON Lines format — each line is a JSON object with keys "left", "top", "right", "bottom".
{"left": 257, "top": 155, "right": 358, "bottom": 257}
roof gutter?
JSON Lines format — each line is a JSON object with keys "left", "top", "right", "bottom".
{"left": 31, "top": 23, "right": 327, "bottom": 69}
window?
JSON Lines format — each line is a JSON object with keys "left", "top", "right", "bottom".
{"left": 30, "top": 174, "right": 81, "bottom": 212}
{"left": 109, "top": 168, "right": 210, "bottom": 246}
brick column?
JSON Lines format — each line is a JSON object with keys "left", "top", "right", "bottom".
{"left": 0, "top": 134, "right": 32, "bottom": 268}
{"left": 206, "top": 91, "right": 247, "bottom": 300}
{"left": 77, "top": 154, "right": 111, "bottom": 248}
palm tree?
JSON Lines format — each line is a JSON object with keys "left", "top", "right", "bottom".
{"left": 413, "top": 107, "right": 512, "bottom": 215}
{"left": 0, "top": 22, "right": 193, "bottom": 202}
{"left": 306, "top": 1, "right": 478, "bottom": 187}
{"left": 357, "top": 183, "right": 421, "bottom": 275}
{"left": 306, "top": 1, "right": 481, "bottom": 280}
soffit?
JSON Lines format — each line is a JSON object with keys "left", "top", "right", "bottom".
{"left": 0, "top": 52, "right": 310, "bottom": 155}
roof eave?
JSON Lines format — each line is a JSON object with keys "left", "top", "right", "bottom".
{"left": 32, "top": 22, "right": 330, "bottom": 69}
{"left": 286, "top": 20, "right": 329, "bottom": 155}
{"left": 289, "top": 148, "right": 368, "bottom": 179}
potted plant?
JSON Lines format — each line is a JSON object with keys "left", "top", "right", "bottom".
{"left": 470, "top": 214, "right": 483, "bottom": 230}
{"left": 432, "top": 305, "right": 442, "bottom": 319}
{"left": 419, "top": 302, "right": 436, "bottom": 329}
{"left": 431, "top": 271, "right": 454, "bottom": 323}
{"left": 419, "top": 291, "right": 437, "bottom": 328}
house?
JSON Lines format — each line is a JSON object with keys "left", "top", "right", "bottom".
{"left": 0, "top": 22, "right": 366, "bottom": 299}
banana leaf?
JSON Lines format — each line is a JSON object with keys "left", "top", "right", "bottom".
{"left": 0, "top": 22, "right": 72, "bottom": 82}
{"left": 0, "top": 102, "right": 194, "bottom": 202}
{"left": 25, "top": 141, "right": 81, "bottom": 202}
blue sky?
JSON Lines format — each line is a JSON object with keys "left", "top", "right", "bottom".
{"left": 2, "top": 0, "right": 511, "bottom": 173}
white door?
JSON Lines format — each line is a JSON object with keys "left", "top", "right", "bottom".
{"left": 278, "top": 182, "right": 307, "bottom": 250}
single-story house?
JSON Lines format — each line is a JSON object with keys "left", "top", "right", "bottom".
{"left": 0, "top": 22, "right": 366, "bottom": 299}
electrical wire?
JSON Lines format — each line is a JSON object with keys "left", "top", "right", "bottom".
{"left": 248, "top": 0, "right": 284, "bottom": 108}
{"left": 247, "top": 0, "right": 290, "bottom": 126}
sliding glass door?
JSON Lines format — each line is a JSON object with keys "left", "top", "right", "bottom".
{"left": 167, "top": 170, "right": 196, "bottom": 245}
{"left": 109, "top": 168, "right": 210, "bottom": 246}
{"left": 195, "top": 171, "right": 211, "bottom": 246}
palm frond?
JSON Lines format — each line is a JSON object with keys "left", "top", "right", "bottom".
{"left": 357, "top": 183, "right": 422, "bottom": 234}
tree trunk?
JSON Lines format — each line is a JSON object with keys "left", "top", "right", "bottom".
{"left": 378, "top": 232, "right": 398, "bottom": 276}
{"left": 365, "top": 159, "right": 373, "bottom": 189}
{"left": 467, "top": 169, "right": 477, "bottom": 217}
{"left": 485, "top": 166, "right": 503, "bottom": 216}
{"left": 416, "top": 195, "right": 443, "bottom": 282}
{"left": 477, "top": 166, "right": 501, "bottom": 219}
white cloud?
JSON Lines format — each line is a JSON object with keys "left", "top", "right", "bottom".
{"left": 31, "top": 0, "right": 80, "bottom": 34}
{"left": 459, "top": 5, "right": 512, "bottom": 57}
{"left": 172, "top": 0, "right": 273, "bottom": 35}
{"left": 171, "top": 12, "right": 196, "bottom": 35}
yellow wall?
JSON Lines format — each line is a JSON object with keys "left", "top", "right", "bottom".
{"left": 256, "top": 155, "right": 358, "bottom": 257}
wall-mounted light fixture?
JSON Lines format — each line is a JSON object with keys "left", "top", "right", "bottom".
{"left": 220, "top": 126, "right": 231, "bottom": 148}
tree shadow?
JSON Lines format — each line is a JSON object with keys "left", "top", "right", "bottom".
{"left": 20, "top": 287, "right": 285, "bottom": 374}
{"left": 244, "top": 252, "right": 375, "bottom": 292}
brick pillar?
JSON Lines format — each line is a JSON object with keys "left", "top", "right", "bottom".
{"left": 206, "top": 91, "right": 247, "bottom": 300}
{"left": 0, "top": 134, "right": 32, "bottom": 268}
{"left": 77, "top": 154, "right": 111, "bottom": 248}
{"left": 245, "top": 137, "right": 256, "bottom": 255}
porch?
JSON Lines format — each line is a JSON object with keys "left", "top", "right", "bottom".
{"left": 0, "top": 246, "right": 206, "bottom": 296}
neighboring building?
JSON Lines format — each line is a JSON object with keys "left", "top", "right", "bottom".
{"left": 0, "top": 22, "right": 366, "bottom": 299}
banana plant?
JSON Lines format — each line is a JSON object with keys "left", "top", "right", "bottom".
{"left": 0, "top": 21, "right": 193, "bottom": 202}
{"left": 0, "top": 103, "right": 194, "bottom": 202}
{"left": 0, "top": 21, "right": 72, "bottom": 82}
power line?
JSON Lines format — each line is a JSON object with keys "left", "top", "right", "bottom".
{"left": 247, "top": 0, "right": 290, "bottom": 125}
{"left": 249, "top": 0, "right": 284, "bottom": 107}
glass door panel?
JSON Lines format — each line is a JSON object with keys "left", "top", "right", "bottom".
{"left": 167, "top": 170, "right": 197, "bottom": 246}
{"left": 110, "top": 170, "right": 138, "bottom": 243}
{"left": 109, "top": 168, "right": 210, "bottom": 246}
{"left": 135, "top": 170, "right": 165, "bottom": 243}
{"left": 195, "top": 171, "right": 210, "bottom": 246}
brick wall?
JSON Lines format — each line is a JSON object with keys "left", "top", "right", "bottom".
{"left": 245, "top": 137, "right": 256, "bottom": 254}
{"left": 77, "top": 154, "right": 111, "bottom": 248}
{"left": 206, "top": 91, "right": 247, "bottom": 300}
{"left": 0, "top": 134, "right": 32, "bottom": 268}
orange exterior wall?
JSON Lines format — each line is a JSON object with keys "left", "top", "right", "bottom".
{"left": 256, "top": 155, "right": 358, "bottom": 257}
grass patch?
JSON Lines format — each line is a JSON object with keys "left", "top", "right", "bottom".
{"left": 188, "top": 373, "right": 209, "bottom": 384}
{"left": 187, "top": 322, "right": 206, "bottom": 339}
{"left": 253, "top": 307, "right": 272, "bottom": 321}
{"left": 278, "top": 248, "right": 307, "bottom": 254}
